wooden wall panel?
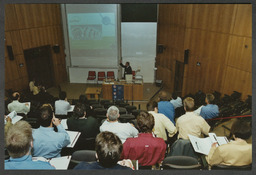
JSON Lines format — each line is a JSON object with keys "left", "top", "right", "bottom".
{"left": 227, "top": 36, "right": 252, "bottom": 72}
{"left": 232, "top": 4, "right": 252, "bottom": 37}
{"left": 5, "top": 4, "right": 19, "bottom": 31}
{"left": 5, "top": 31, "right": 23, "bottom": 55}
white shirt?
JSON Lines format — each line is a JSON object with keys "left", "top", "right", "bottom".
{"left": 7, "top": 100, "right": 30, "bottom": 114}
{"left": 55, "top": 100, "right": 71, "bottom": 115}
{"left": 149, "top": 111, "right": 177, "bottom": 141}
{"left": 176, "top": 112, "right": 210, "bottom": 139}
{"left": 100, "top": 120, "right": 138, "bottom": 143}
{"left": 170, "top": 97, "right": 183, "bottom": 109}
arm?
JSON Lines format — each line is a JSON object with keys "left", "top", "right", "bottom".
{"left": 129, "top": 124, "right": 139, "bottom": 137}
{"left": 206, "top": 143, "right": 223, "bottom": 166}
{"left": 162, "top": 115, "right": 177, "bottom": 137}
{"left": 201, "top": 119, "right": 210, "bottom": 136}
{"left": 120, "top": 63, "right": 125, "bottom": 68}
{"left": 52, "top": 117, "right": 70, "bottom": 146}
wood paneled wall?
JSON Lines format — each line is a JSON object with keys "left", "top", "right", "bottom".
{"left": 157, "top": 4, "right": 252, "bottom": 100}
{"left": 5, "top": 4, "right": 67, "bottom": 92}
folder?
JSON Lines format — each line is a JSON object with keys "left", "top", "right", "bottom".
{"left": 66, "top": 131, "right": 81, "bottom": 148}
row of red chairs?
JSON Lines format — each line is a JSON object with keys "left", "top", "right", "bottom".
{"left": 87, "top": 71, "right": 115, "bottom": 82}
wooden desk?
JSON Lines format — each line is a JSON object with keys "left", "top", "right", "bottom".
{"left": 102, "top": 82, "right": 143, "bottom": 101}
{"left": 85, "top": 87, "right": 102, "bottom": 99}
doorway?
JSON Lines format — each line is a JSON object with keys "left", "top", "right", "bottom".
{"left": 24, "top": 45, "right": 55, "bottom": 89}
{"left": 174, "top": 60, "right": 184, "bottom": 97}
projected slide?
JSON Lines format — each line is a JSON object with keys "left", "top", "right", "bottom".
{"left": 68, "top": 13, "right": 116, "bottom": 51}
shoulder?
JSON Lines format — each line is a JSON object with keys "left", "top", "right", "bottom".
{"left": 74, "top": 162, "right": 101, "bottom": 170}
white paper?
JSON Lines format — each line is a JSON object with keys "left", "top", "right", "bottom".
{"left": 5, "top": 111, "right": 23, "bottom": 124}
{"left": 66, "top": 131, "right": 81, "bottom": 148}
{"left": 22, "top": 102, "right": 31, "bottom": 110}
{"left": 194, "top": 105, "right": 203, "bottom": 115}
{"left": 32, "top": 156, "right": 71, "bottom": 170}
{"left": 61, "top": 119, "right": 68, "bottom": 130}
{"left": 68, "top": 105, "right": 75, "bottom": 112}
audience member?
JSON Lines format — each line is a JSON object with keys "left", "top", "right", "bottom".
{"left": 5, "top": 121, "right": 55, "bottom": 170}
{"left": 100, "top": 106, "right": 138, "bottom": 143}
{"left": 170, "top": 92, "right": 183, "bottom": 109}
{"left": 74, "top": 131, "right": 133, "bottom": 170}
{"left": 7, "top": 92, "right": 30, "bottom": 114}
{"left": 121, "top": 111, "right": 166, "bottom": 166}
{"left": 78, "top": 94, "right": 93, "bottom": 116}
{"left": 32, "top": 105, "right": 70, "bottom": 158}
{"left": 157, "top": 91, "right": 175, "bottom": 125}
{"left": 200, "top": 93, "right": 219, "bottom": 119}
{"left": 29, "top": 78, "right": 35, "bottom": 92}
{"left": 32, "top": 81, "right": 40, "bottom": 95}
{"left": 176, "top": 97, "right": 210, "bottom": 139}
{"left": 4, "top": 116, "right": 13, "bottom": 137}
{"left": 206, "top": 119, "right": 252, "bottom": 166}
{"left": 147, "top": 101, "right": 177, "bottom": 141}
{"left": 55, "top": 91, "right": 71, "bottom": 115}
{"left": 120, "top": 60, "right": 132, "bottom": 79}
{"left": 67, "top": 103, "right": 99, "bottom": 139}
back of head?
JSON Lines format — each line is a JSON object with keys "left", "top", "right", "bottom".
{"left": 231, "top": 120, "right": 251, "bottom": 140}
{"left": 78, "top": 95, "right": 88, "bottom": 104}
{"left": 206, "top": 93, "right": 215, "bottom": 104}
{"left": 172, "top": 92, "right": 178, "bottom": 100}
{"left": 95, "top": 131, "right": 123, "bottom": 168}
{"left": 158, "top": 91, "right": 168, "bottom": 101}
{"left": 59, "top": 91, "right": 67, "bottom": 100}
{"left": 39, "top": 105, "right": 53, "bottom": 127}
{"left": 5, "top": 121, "right": 32, "bottom": 158}
{"left": 183, "top": 97, "right": 195, "bottom": 112}
{"left": 126, "top": 62, "right": 130, "bottom": 66}
{"left": 137, "top": 111, "right": 154, "bottom": 133}
{"left": 73, "top": 103, "right": 86, "bottom": 119}
{"left": 12, "top": 92, "right": 20, "bottom": 101}
{"left": 107, "top": 106, "right": 119, "bottom": 121}
{"left": 147, "top": 101, "right": 158, "bottom": 111}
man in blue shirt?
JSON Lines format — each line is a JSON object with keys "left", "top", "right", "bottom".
{"left": 157, "top": 91, "right": 175, "bottom": 125}
{"left": 5, "top": 121, "right": 55, "bottom": 170}
{"left": 200, "top": 93, "right": 219, "bottom": 119}
{"left": 32, "top": 105, "right": 70, "bottom": 159}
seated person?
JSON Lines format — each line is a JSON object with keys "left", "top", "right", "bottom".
{"left": 157, "top": 91, "right": 175, "bottom": 125}
{"left": 7, "top": 92, "right": 30, "bottom": 114}
{"left": 74, "top": 131, "right": 133, "bottom": 170}
{"left": 32, "top": 105, "right": 70, "bottom": 158}
{"left": 29, "top": 78, "right": 35, "bottom": 92}
{"left": 170, "top": 92, "right": 183, "bottom": 109}
{"left": 5, "top": 121, "right": 55, "bottom": 170}
{"left": 100, "top": 106, "right": 138, "bottom": 143}
{"left": 206, "top": 120, "right": 252, "bottom": 167}
{"left": 55, "top": 91, "right": 71, "bottom": 115}
{"left": 147, "top": 101, "right": 177, "bottom": 141}
{"left": 121, "top": 111, "right": 166, "bottom": 166}
{"left": 32, "top": 81, "right": 40, "bottom": 95}
{"left": 176, "top": 97, "right": 210, "bottom": 139}
{"left": 200, "top": 93, "right": 219, "bottom": 119}
{"left": 67, "top": 103, "right": 99, "bottom": 148}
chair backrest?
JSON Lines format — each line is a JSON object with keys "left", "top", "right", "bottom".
{"left": 211, "top": 164, "right": 252, "bottom": 170}
{"left": 132, "top": 71, "right": 136, "bottom": 79}
{"left": 70, "top": 150, "right": 97, "bottom": 169}
{"left": 162, "top": 156, "right": 201, "bottom": 169}
{"left": 107, "top": 71, "right": 115, "bottom": 79}
{"left": 98, "top": 72, "right": 106, "bottom": 80}
{"left": 87, "top": 71, "right": 96, "bottom": 80}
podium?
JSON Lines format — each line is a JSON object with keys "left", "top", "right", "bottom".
{"left": 102, "top": 81, "right": 143, "bottom": 101}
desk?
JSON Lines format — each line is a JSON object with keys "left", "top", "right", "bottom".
{"left": 85, "top": 87, "right": 102, "bottom": 99}
{"left": 102, "top": 82, "right": 143, "bottom": 101}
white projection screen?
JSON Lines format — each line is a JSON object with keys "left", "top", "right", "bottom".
{"left": 65, "top": 4, "right": 119, "bottom": 68}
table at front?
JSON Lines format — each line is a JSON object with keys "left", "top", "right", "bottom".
{"left": 85, "top": 87, "right": 102, "bottom": 99}
{"left": 102, "top": 83, "right": 143, "bottom": 101}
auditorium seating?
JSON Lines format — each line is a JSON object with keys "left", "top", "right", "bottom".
{"left": 87, "top": 71, "right": 96, "bottom": 83}
{"left": 162, "top": 156, "right": 201, "bottom": 170}
{"left": 97, "top": 71, "right": 106, "bottom": 82}
{"left": 107, "top": 71, "right": 115, "bottom": 80}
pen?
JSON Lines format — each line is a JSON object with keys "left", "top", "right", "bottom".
{"left": 213, "top": 135, "right": 220, "bottom": 146}
{"left": 195, "top": 141, "right": 199, "bottom": 150}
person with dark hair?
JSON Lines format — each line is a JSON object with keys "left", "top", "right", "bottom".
{"left": 74, "top": 131, "right": 133, "bottom": 170}
{"left": 67, "top": 103, "right": 99, "bottom": 141}
{"left": 206, "top": 119, "right": 252, "bottom": 166}
{"left": 78, "top": 94, "right": 93, "bottom": 116}
{"left": 55, "top": 91, "right": 71, "bottom": 115}
{"left": 170, "top": 92, "right": 183, "bottom": 109}
{"left": 147, "top": 101, "right": 177, "bottom": 141}
{"left": 5, "top": 121, "right": 55, "bottom": 170}
{"left": 176, "top": 97, "right": 210, "bottom": 139}
{"left": 121, "top": 111, "right": 166, "bottom": 166}
{"left": 157, "top": 91, "right": 175, "bottom": 125}
{"left": 32, "top": 105, "right": 70, "bottom": 158}
{"left": 7, "top": 92, "right": 30, "bottom": 114}
{"left": 200, "top": 93, "right": 219, "bottom": 119}
{"left": 120, "top": 60, "right": 132, "bottom": 79}
{"left": 100, "top": 106, "right": 138, "bottom": 143}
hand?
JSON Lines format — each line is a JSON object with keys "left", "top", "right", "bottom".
{"left": 25, "top": 103, "right": 29, "bottom": 106}
{"left": 6, "top": 116, "right": 12, "bottom": 123}
{"left": 118, "top": 159, "right": 133, "bottom": 169}
{"left": 52, "top": 116, "right": 61, "bottom": 126}
{"left": 211, "top": 142, "right": 218, "bottom": 148}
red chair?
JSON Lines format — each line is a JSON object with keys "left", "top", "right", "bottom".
{"left": 87, "top": 71, "right": 96, "bottom": 82}
{"left": 132, "top": 71, "right": 136, "bottom": 79}
{"left": 98, "top": 72, "right": 106, "bottom": 82}
{"left": 107, "top": 71, "right": 115, "bottom": 80}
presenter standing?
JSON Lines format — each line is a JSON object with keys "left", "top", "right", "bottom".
{"left": 120, "top": 60, "right": 132, "bottom": 79}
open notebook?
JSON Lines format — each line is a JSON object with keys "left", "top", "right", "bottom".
{"left": 32, "top": 156, "right": 71, "bottom": 170}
